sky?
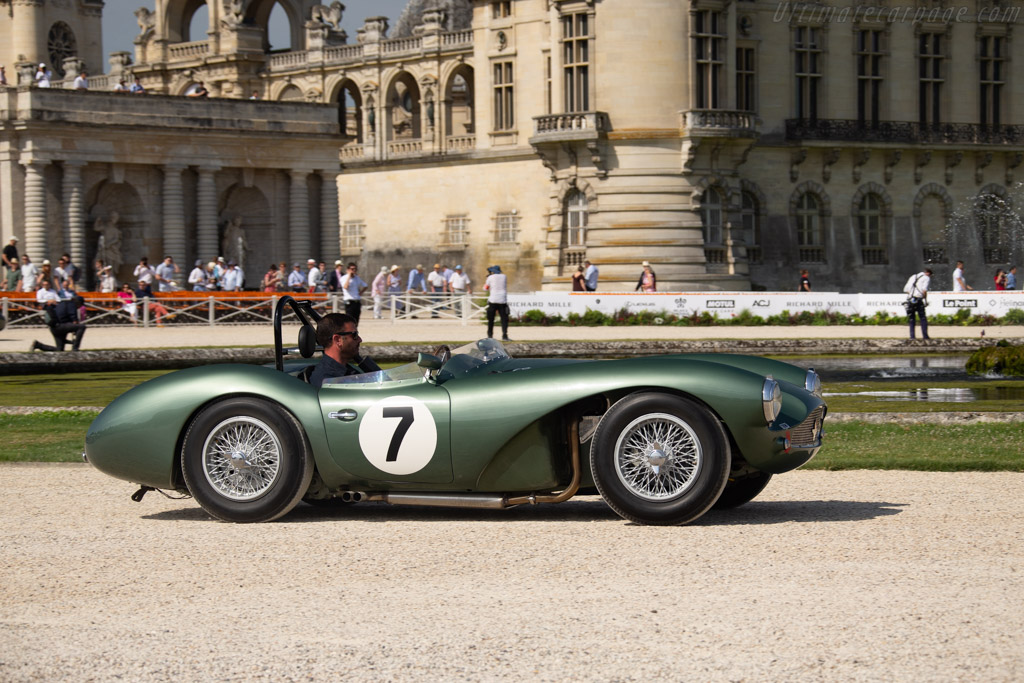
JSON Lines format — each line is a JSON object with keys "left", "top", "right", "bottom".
{"left": 101, "top": 0, "right": 409, "bottom": 66}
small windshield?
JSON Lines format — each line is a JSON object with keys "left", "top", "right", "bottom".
{"left": 323, "top": 339, "right": 511, "bottom": 386}
{"left": 322, "top": 360, "right": 425, "bottom": 387}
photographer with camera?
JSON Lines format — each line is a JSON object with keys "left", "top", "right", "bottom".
{"left": 30, "top": 294, "right": 87, "bottom": 352}
{"left": 903, "top": 267, "right": 933, "bottom": 341}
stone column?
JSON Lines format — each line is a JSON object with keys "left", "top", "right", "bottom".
{"left": 162, "top": 164, "right": 187, "bottom": 264}
{"left": 289, "top": 170, "right": 310, "bottom": 264}
{"left": 196, "top": 166, "right": 220, "bottom": 261}
{"left": 319, "top": 171, "right": 340, "bottom": 263}
{"left": 22, "top": 160, "right": 48, "bottom": 261}
{"left": 62, "top": 161, "right": 86, "bottom": 273}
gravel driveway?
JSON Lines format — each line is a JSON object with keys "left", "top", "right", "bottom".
{"left": 2, "top": 464, "right": 1022, "bottom": 682}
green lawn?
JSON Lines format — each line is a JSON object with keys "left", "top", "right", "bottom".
{"left": 0, "top": 411, "right": 96, "bottom": 462}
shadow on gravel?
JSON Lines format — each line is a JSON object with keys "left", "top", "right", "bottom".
{"left": 142, "top": 497, "right": 905, "bottom": 525}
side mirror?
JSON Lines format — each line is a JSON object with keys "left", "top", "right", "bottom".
{"left": 417, "top": 352, "right": 443, "bottom": 370}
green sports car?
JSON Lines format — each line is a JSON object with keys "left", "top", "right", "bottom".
{"left": 85, "top": 297, "right": 826, "bottom": 525}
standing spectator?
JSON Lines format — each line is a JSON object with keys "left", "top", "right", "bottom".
{"left": 154, "top": 255, "right": 180, "bottom": 292}
{"left": 221, "top": 260, "right": 244, "bottom": 291}
{"left": 187, "top": 81, "right": 209, "bottom": 98}
{"left": 35, "top": 63, "right": 51, "bottom": 88}
{"left": 213, "top": 256, "right": 227, "bottom": 281}
{"left": 95, "top": 260, "right": 116, "bottom": 293}
{"left": 36, "top": 259, "right": 53, "bottom": 290}
{"left": 2, "top": 236, "right": 17, "bottom": 271}
{"left": 327, "top": 260, "right": 345, "bottom": 292}
{"left": 636, "top": 261, "right": 657, "bottom": 293}
{"left": 204, "top": 261, "right": 220, "bottom": 290}
{"left": 287, "top": 262, "right": 306, "bottom": 292}
{"left": 994, "top": 268, "right": 1007, "bottom": 291}
{"left": 798, "top": 269, "right": 812, "bottom": 292}
{"left": 133, "top": 256, "right": 154, "bottom": 285}
{"left": 583, "top": 260, "right": 599, "bottom": 291}
{"left": 903, "top": 267, "right": 932, "bottom": 340}
{"left": 572, "top": 265, "right": 586, "bottom": 291}
{"left": 4, "top": 259, "right": 21, "bottom": 292}
{"left": 1006, "top": 266, "right": 1018, "bottom": 290}
{"left": 0, "top": 65, "right": 8, "bottom": 86}
{"left": 30, "top": 295, "right": 87, "bottom": 352}
{"left": 276, "top": 261, "right": 289, "bottom": 291}
{"left": 260, "top": 263, "right": 281, "bottom": 293}
{"left": 20, "top": 255, "right": 38, "bottom": 292}
{"left": 54, "top": 256, "right": 69, "bottom": 285}
{"left": 427, "top": 263, "right": 447, "bottom": 317}
{"left": 250, "top": 91, "right": 261, "bottom": 100}
{"left": 340, "top": 262, "right": 368, "bottom": 322}
{"left": 407, "top": 264, "right": 427, "bottom": 297}
{"left": 114, "top": 79, "right": 129, "bottom": 93}
{"left": 62, "top": 252, "right": 80, "bottom": 286}
{"left": 387, "top": 265, "right": 404, "bottom": 312}
{"left": 952, "top": 260, "right": 972, "bottom": 291}
{"left": 306, "top": 258, "right": 321, "bottom": 293}
{"left": 484, "top": 265, "right": 510, "bottom": 342}
{"left": 449, "top": 264, "right": 471, "bottom": 317}
{"left": 117, "top": 283, "right": 137, "bottom": 323}
{"left": 130, "top": 76, "right": 145, "bottom": 94}
{"left": 371, "top": 265, "right": 388, "bottom": 318}
{"left": 189, "top": 259, "right": 208, "bottom": 291}
{"left": 73, "top": 69, "right": 89, "bottom": 90}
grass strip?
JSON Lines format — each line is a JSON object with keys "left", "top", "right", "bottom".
{"left": 0, "top": 411, "right": 96, "bottom": 463}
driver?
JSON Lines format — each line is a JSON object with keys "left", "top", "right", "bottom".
{"left": 309, "top": 313, "right": 380, "bottom": 388}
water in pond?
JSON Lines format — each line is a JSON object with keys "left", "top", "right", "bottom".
{"left": 823, "top": 387, "right": 1024, "bottom": 403}
{"left": 786, "top": 355, "right": 971, "bottom": 381}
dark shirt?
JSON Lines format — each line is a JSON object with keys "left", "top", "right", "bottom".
{"left": 3, "top": 244, "right": 17, "bottom": 268}
{"left": 310, "top": 355, "right": 361, "bottom": 389}
{"left": 799, "top": 276, "right": 811, "bottom": 292}
{"left": 50, "top": 299, "right": 81, "bottom": 326}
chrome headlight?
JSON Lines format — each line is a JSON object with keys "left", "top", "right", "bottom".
{"left": 762, "top": 377, "right": 782, "bottom": 425}
{"left": 804, "top": 369, "right": 822, "bottom": 397}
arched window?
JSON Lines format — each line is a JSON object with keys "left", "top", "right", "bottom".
{"left": 48, "top": 22, "right": 77, "bottom": 78}
{"left": 338, "top": 81, "right": 362, "bottom": 141}
{"left": 795, "top": 193, "right": 825, "bottom": 263}
{"left": 267, "top": 2, "right": 292, "bottom": 51}
{"left": 975, "top": 193, "right": 1008, "bottom": 263}
{"left": 186, "top": 4, "right": 209, "bottom": 42}
{"left": 741, "top": 191, "right": 761, "bottom": 263}
{"left": 857, "top": 193, "right": 888, "bottom": 264}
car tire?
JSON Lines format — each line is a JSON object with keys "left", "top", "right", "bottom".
{"left": 591, "top": 393, "right": 730, "bottom": 526}
{"left": 181, "top": 397, "right": 314, "bottom": 523}
{"left": 713, "top": 471, "right": 773, "bottom": 509}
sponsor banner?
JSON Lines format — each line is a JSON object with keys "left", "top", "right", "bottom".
{"left": 507, "top": 291, "right": 1024, "bottom": 319}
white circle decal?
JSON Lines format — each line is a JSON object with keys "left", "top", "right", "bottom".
{"left": 358, "top": 396, "right": 438, "bottom": 475}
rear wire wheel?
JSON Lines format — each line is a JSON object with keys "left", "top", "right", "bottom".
{"left": 591, "top": 393, "right": 730, "bottom": 525}
{"left": 181, "top": 397, "right": 313, "bottom": 522}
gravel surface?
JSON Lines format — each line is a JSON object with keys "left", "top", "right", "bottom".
{"left": 2, "top": 464, "right": 1022, "bottom": 682}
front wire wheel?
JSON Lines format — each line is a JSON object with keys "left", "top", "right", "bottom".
{"left": 592, "top": 393, "right": 730, "bottom": 525}
{"left": 181, "top": 398, "right": 313, "bottom": 522}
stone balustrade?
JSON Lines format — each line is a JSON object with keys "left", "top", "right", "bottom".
{"left": 324, "top": 44, "right": 364, "bottom": 64}
{"left": 388, "top": 139, "right": 423, "bottom": 156}
{"left": 442, "top": 30, "right": 473, "bottom": 47}
{"left": 269, "top": 51, "right": 308, "bottom": 69}
{"left": 382, "top": 36, "right": 422, "bottom": 54}
{"left": 168, "top": 40, "right": 211, "bottom": 60}
{"left": 446, "top": 134, "right": 476, "bottom": 152}
{"left": 682, "top": 109, "right": 759, "bottom": 138}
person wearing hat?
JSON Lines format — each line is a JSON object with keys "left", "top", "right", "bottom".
{"left": 636, "top": 261, "right": 657, "bottom": 292}
{"left": 3, "top": 236, "right": 18, "bottom": 272}
{"left": 483, "top": 265, "right": 510, "bottom": 342}
{"left": 288, "top": 262, "right": 306, "bottom": 292}
{"left": 306, "top": 258, "right": 321, "bottom": 293}
{"left": 371, "top": 265, "right": 389, "bottom": 319}
{"left": 34, "top": 63, "right": 51, "bottom": 88}
{"left": 189, "top": 259, "right": 208, "bottom": 291}
{"left": 339, "top": 262, "right": 368, "bottom": 323}
{"left": 449, "top": 264, "right": 471, "bottom": 317}
{"left": 426, "top": 263, "right": 447, "bottom": 318}
{"left": 327, "top": 260, "right": 345, "bottom": 292}
{"left": 387, "top": 265, "right": 404, "bottom": 313}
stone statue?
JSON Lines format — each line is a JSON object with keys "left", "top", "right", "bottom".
{"left": 95, "top": 211, "right": 123, "bottom": 274}
{"left": 310, "top": 1, "right": 345, "bottom": 29}
{"left": 223, "top": 0, "right": 245, "bottom": 28}
{"left": 221, "top": 215, "right": 249, "bottom": 265}
{"left": 134, "top": 7, "right": 155, "bottom": 36}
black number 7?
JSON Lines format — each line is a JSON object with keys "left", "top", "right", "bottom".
{"left": 382, "top": 407, "right": 415, "bottom": 462}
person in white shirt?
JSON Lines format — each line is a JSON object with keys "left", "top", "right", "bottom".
{"left": 426, "top": 263, "right": 447, "bottom": 318}
{"left": 221, "top": 261, "right": 244, "bottom": 291}
{"left": 952, "top": 260, "right": 972, "bottom": 292}
{"left": 306, "top": 259, "right": 321, "bottom": 293}
{"left": 73, "top": 70, "right": 88, "bottom": 90}
{"left": 483, "top": 265, "right": 509, "bottom": 341}
{"left": 20, "top": 255, "right": 39, "bottom": 293}
{"left": 188, "top": 259, "right": 207, "bottom": 291}
{"left": 583, "top": 260, "right": 599, "bottom": 291}
{"left": 95, "top": 259, "right": 116, "bottom": 293}
{"left": 339, "top": 262, "right": 368, "bottom": 322}
{"left": 133, "top": 257, "right": 154, "bottom": 285}
{"left": 34, "top": 64, "right": 51, "bottom": 88}
{"left": 903, "top": 267, "right": 933, "bottom": 340}
{"left": 448, "top": 264, "right": 471, "bottom": 317}
{"left": 371, "top": 266, "right": 389, "bottom": 319}
{"left": 35, "top": 279, "right": 59, "bottom": 305}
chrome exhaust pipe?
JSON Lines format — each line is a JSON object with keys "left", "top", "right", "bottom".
{"left": 339, "top": 490, "right": 365, "bottom": 503}
{"left": 364, "top": 492, "right": 509, "bottom": 510}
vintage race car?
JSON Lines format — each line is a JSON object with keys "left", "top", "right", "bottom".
{"left": 85, "top": 297, "right": 826, "bottom": 526}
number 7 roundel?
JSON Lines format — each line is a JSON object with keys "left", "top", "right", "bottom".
{"left": 357, "top": 396, "right": 438, "bottom": 475}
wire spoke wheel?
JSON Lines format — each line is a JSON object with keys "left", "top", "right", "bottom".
{"left": 615, "top": 413, "right": 701, "bottom": 502}
{"left": 202, "top": 416, "right": 282, "bottom": 501}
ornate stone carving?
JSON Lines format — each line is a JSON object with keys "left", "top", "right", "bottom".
{"left": 914, "top": 150, "right": 932, "bottom": 183}
{"left": 884, "top": 150, "right": 902, "bottom": 184}
{"left": 789, "top": 148, "right": 807, "bottom": 182}
{"left": 310, "top": 1, "right": 344, "bottom": 29}
{"left": 975, "top": 151, "right": 993, "bottom": 184}
{"left": 945, "top": 150, "right": 963, "bottom": 185}
{"left": 821, "top": 148, "right": 841, "bottom": 183}
{"left": 852, "top": 149, "right": 870, "bottom": 183}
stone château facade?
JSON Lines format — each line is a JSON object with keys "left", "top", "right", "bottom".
{"left": 1, "top": 0, "right": 1022, "bottom": 292}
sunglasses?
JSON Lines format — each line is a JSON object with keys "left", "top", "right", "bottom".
{"left": 336, "top": 330, "right": 359, "bottom": 338}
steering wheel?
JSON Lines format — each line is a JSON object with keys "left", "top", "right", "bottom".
{"left": 432, "top": 345, "right": 452, "bottom": 364}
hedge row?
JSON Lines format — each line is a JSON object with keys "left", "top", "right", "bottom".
{"left": 514, "top": 307, "right": 1024, "bottom": 327}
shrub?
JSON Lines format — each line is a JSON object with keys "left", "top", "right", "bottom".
{"left": 965, "top": 344, "right": 1024, "bottom": 376}
{"left": 1002, "top": 308, "right": 1024, "bottom": 325}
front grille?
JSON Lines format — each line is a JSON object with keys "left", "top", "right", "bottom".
{"left": 789, "top": 405, "right": 825, "bottom": 447}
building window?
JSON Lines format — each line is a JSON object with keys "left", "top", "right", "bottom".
{"left": 565, "top": 191, "right": 587, "bottom": 247}
{"left": 857, "top": 194, "right": 888, "bottom": 264}
{"left": 856, "top": 29, "right": 884, "bottom": 126}
{"left": 562, "top": 12, "right": 590, "bottom": 112}
{"left": 741, "top": 191, "right": 761, "bottom": 263}
{"left": 794, "top": 27, "right": 822, "bottom": 120}
{"left": 443, "top": 215, "right": 469, "bottom": 246}
{"left": 979, "top": 35, "right": 1005, "bottom": 126}
{"left": 976, "top": 194, "right": 1007, "bottom": 263}
{"left": 545, "top": 55, "right": 552, "bottom": 115}
{"left": 47, "top": 22, "right": 77, "bottom": 78}
{"left": 693, "top": 10, "right": 725, "bottom": 109}
{"left": 701, "top": 188, "right": 726, "bottom": 266}
{"left": 918, "top": 33, "right": 943, "bottom": 126}
{"left": 795, "top": 193, "right": 825, "bottom": 263}
{"left": 493, "top": 62, "right": 514, "bottom": 130}
{"left": 736, "top": 47, "right": 756, "bottom": 112}
{"left": 492, "top": 1, "right": 511, "bottom": 19}
{"left": 493, "top": 211, "right": 520, "bottom": 243}
{"left": 341, "top": 221, "right": 365, "bottom": 252}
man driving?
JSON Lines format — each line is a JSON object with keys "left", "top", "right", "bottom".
{"left": 309, "top": 313, "right": 379, "bottom": 388}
